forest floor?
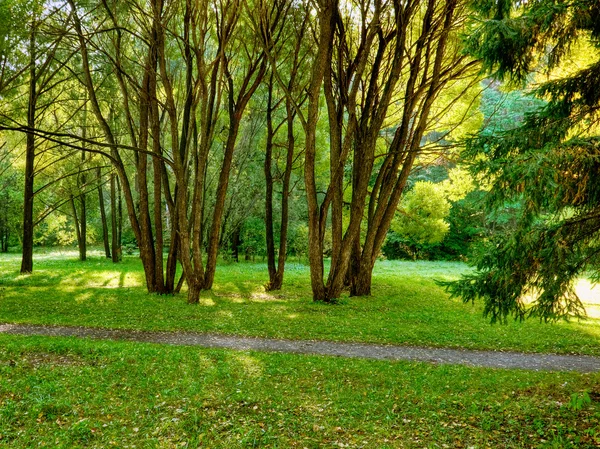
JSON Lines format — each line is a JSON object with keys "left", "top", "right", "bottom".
{"left": 1, "top": 322, "right": 600, "bottom": 373}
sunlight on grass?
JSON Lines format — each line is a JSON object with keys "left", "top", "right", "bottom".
{"left": 576, "top": 279, "right": 600, "bottom": 319}
{"left": 1, "top": 248, "right": 600, "bottom": 356}
{"left": 14, "top": 274, "right": 32, "bottom": 281}
{"left": 233, "top": 354, "right": 264, "bottom": 378}
{"left": 75, "top": 292, "right": 92, "bottom": 303}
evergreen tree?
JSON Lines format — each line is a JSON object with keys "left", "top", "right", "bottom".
{"left": 446, "top": 0, "right": 600, "bottom": 321}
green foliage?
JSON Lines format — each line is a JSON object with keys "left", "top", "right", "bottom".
{"left": 465, "top": 0, "right": 599, "bottom": 82}
{"left": 33, "top": 214, "right": 75, "bottom": 247}
{"left": 384, "top": 166, "right": 479, "bottom": 261}
{"left": 478, "top": 86, "right": 546, "bottom": 137}
{"left": 447, "top": 0, "right": 600, "bottom": 322}
{"left": 568, "top": 391, "right": 592, "bottom": 411}
{"left": 288, "top": 223, "right": 309, "bottom": 260}
{"left": 239, "top": 217, "right": 266, "bottom": 260}
{"left": 0, "top": 144, "right": 21, "bottom": 252}
{"left": 0, "top": 0, "right": 30, "bottom": 84}
{"left": 392, "top": 181, "right": 451, "bottom": 245}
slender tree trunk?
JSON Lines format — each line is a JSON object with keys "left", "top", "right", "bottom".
{"left": 110, "top": 174, "right": 120, "bottom": 263}
{"left": 136, "top": 60, "right": 157, "bottom": 291}
{"left": 117, "top": 175, "right": 122, "bottom": 249}
{"left": 98, "top": 168, "right": 111, "bottom": 258}
{"left": 0, "top": 191, "right": 8, "bottom": 253}
{"left": 21, "top": 21, "right": 37, "bottom": 274}
{"left": 149, "top": 48, "right": 165, "bottom": 293}
{"left": 203, "top": 118, "right": 241, "bottom": 290}
{"left": 70, "top": 195, "right": 83, "bottom": 257}
{"left": 271, "top": 106, "right": 296, "bottom": 290}
{"left": 264, "top": 76, "right": 278, "bottom": 288}
{"left": 266, "top": 97, "right": 297, "bottom": 291}
{"left": 201, "top": 55, "right": 266, "bottom": 293}
{"left": 231, "top": 227, "right": 240, "bottom": 262}
{"left": 78, "top": 150, "right": 87, "bottom": 262}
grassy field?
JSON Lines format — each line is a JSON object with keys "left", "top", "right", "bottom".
{"left": 0, "top": 249, "right": 599, "bottom": 355}
{"left": 0, "top": 334, "right": 599, "bottom": 448}
{"left": 1, "top": 249, "right": 600, "bottom": 448}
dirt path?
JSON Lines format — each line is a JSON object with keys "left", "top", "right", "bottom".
{"left": 1, "top": 322, "right": 599, "bottom": 373}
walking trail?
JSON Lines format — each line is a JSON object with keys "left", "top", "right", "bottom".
{"left": 1, "top": 322, "right": 599, "bottom": 373}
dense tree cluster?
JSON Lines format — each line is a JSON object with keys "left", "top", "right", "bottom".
{"left": 0, "top": 0, "right": 483, "bottom": 303}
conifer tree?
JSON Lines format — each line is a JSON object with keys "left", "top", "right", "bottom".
{"left": 447, "top": 0, "right": 600, "bottom": 321}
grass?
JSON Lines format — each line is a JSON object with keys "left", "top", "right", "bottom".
{"left": 1, "top": 249, "right": 600, "bottom": 447}
{"left": 0, "top": 249, "right": 599, "bottom": 355}
{"left": 1, "top": 249, "right": 600, "bottom": 355}
{"left": 0, "top": 334, "right": 599, "bottom": 448}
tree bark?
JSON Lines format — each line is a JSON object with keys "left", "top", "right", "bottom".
{"left": 264, "top": 75, "right": 278, "bottom": 288}
{"left": 21, "top": 20, "right": 37, "bottom": 274}
{"left": 78, "top": 150, "right": 87, "bottom": 262}
{"left": 110, "top": 173, "right": 120, "bottom": 262}
{"left": 303, "top": 0, "right": 336, "bottom": 302}
{"left": 98, "top": 168, "right": 111, "bottom": 258}
{"left": 70, "top": 195, "right": 82, "bottom": 256}
{"left": 350, "top": 257, "right": 374, "bottom": 297}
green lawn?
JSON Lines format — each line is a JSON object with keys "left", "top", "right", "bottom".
{"left": 1, "top": 249, "right": 599, "bottom": 355}
{"left": 1, "top": 249, "right": 600, "bottom": 448}
{"left": 0, "top": 334, "right": 599, "bottom": 448}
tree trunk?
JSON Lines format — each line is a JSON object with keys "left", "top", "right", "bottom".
{"left": 266, "top": 96, "right": 296, "bottom": 292}
{"left": 186, "top": 277, "right": 202, "bottom": 305}
{"left": 348, "top": 0, "right": 459, "bottom": 294}
{"left": 231, "top": 227, "right": 240, "bottom": 262}
{"left": 117, "top": 175, "right": 122, "bottom": 249}
{"left": 0, "top": 192, "right": 9, "bottom": 253}
{"left": 264, "top": 75, "right": 278, "bottom": 288}
{"left": 148, "top": 25, "right": 165, "bottom": 293}
{"left": 303, "top": 0, "right": 335, "bottom": 302}
{"left": 110, "top": 174, "right": 120, "bottom": 263}
{"left": 70, "top": 194, "right": 83, "bottom": 259}
{"left": 98, "top": 168, "right": 111, "bottom": 258}
{"left": 350, "top": 258, "right": 373, "bottom": 297}
{"left": 78, "top": 151, "right": 87, "bottom": 262}
{"left": 202, "top": 53, "right": 266, "bottom": 291}
{"left": 164, "top": 219, "right": 178, "bottom": 292}
{"left": 21, "top": 21, "right": 37, "bottom": 274}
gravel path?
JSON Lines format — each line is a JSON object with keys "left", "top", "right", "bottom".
{"left": 1, "top": 323, "right": 599, "bottom": 373}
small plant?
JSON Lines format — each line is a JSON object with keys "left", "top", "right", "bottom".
{"left": 567, "top": 391, "right": 592, "bottom": 411}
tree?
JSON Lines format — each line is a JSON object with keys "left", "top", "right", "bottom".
{"left": 260, "top": 2, "right": 309, "bottom": 290}
{"left": 5, "top": 2, "right": 77, "bottom": 272}
{"left": 446, "top": 0, "right": 600, "bottom": 322}
{"left": 284, "top": 0, "right": 479, "bottom": 301}
{"left": 391, "top": 181, "right": 451, "bottom": 245}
